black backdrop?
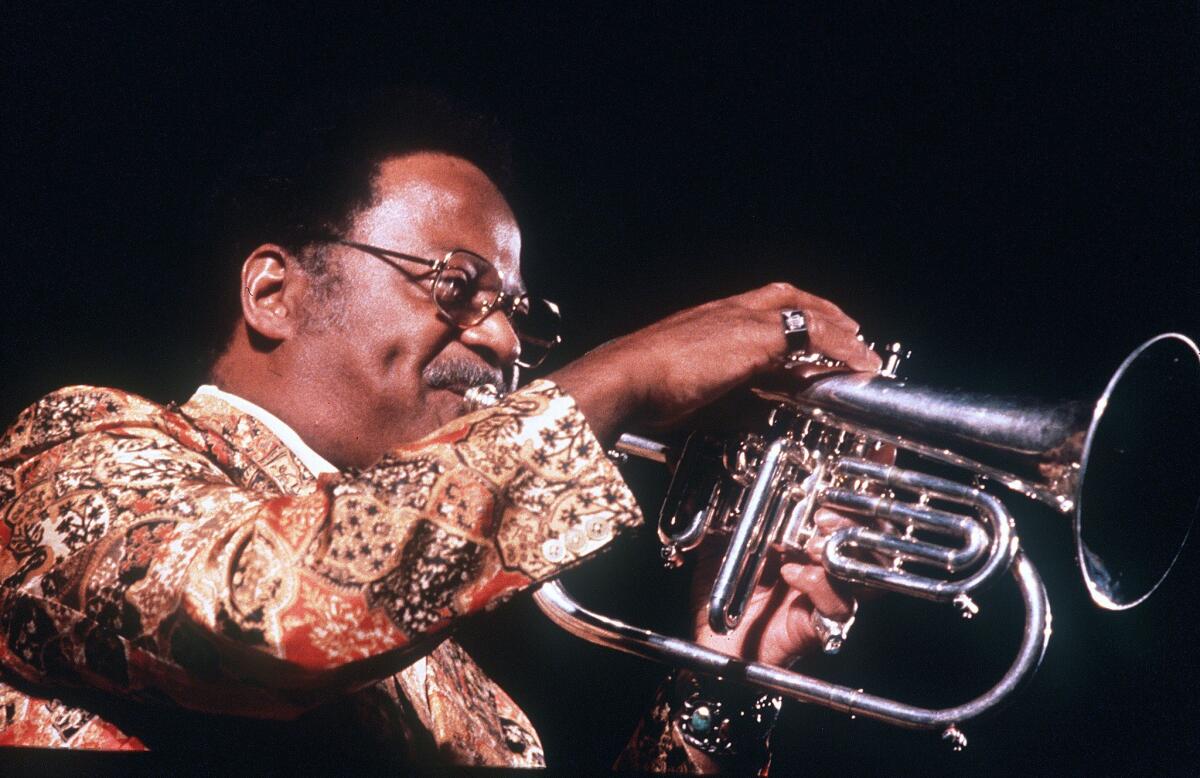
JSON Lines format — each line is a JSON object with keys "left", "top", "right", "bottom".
{"left": 3, "top": 5, "right": 1198, "bottom": 775}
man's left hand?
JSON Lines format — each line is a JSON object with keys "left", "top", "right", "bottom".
{"left": 689, "top": 508, "right": 862, "bottom": 667}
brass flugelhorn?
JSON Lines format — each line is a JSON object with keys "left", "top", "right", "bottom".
{"left": 515, "top": 333, "right": 1200, "bottom": 748}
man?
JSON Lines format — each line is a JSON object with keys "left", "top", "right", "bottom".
{"left": 0, "top": 90, "right": 879, "bottom": 770}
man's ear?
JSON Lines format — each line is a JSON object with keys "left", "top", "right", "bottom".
{"left": 240, "top": 245, "right": 306, "bottom": 341}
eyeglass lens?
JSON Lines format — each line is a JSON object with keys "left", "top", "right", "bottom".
{"left": 433, "top": 251, "right": 499, "bottom": 323}
{"left": 511, "top": 298, "right": 562, "bottom": 368}
{"left": 433, "top": 251, "right": 561, "bottom": 368}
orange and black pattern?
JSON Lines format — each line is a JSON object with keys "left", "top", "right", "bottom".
{"left": 0, "top": 380, "right": 640, "bottom": 765}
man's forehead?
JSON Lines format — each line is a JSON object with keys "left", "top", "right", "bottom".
{"left": 360, "top": 154, "right": 524, "bottom": 290}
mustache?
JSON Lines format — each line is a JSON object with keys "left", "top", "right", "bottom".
{"left": 422, "top": 357, "right": 506, "bottom": 394}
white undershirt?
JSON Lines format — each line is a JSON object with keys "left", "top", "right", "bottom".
{"left": 196, "top": 385, "right": 339, "bottom": 476}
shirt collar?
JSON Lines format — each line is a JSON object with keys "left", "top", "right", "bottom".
{"left": 195, "top": 385, "right": 339, "bottom": 476}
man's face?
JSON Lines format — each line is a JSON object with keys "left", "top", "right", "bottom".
{"left": 294, "top": 152, "right": 523, "bottom": 466}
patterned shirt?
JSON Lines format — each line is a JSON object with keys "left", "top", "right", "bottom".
{"left": 0, "top": 380, "right": 642, "bottom": 765}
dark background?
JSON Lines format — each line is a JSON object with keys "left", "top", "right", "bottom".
{"left": 3, "top": 4, "right": 1198, "bottom": 774}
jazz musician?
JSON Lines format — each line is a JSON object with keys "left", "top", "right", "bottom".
{"left": 0, "top": 89, "right": 880, "bottom": 771}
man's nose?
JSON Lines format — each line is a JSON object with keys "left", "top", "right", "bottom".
{"left": 459, "top": 309, "right": 521, "bottom": 367}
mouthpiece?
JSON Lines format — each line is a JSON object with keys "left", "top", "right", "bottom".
{"left": 464, "top": 384, "right": 502, "bottom": 411}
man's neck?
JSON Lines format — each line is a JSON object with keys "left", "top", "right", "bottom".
{"left": 196, "top": 384, "right": 338, "bottom": 476}
{"left": 211, "top": 345, "right": 380, "bottom": 471}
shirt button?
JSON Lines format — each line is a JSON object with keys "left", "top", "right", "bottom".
{"left": 542, "top": 538, "right": 566, "bottom": 563}
{"left": 563, "top": 528, "right": 585, "bottom": 554}
{"left": 585, "top": 517, "right": 610, "bottom": 542}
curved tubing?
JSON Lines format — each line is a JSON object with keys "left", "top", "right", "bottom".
{"left": 533, "top": 553, "right": 1050, "bottom": 734}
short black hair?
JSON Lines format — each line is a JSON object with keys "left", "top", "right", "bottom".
{"left": 196, "top": 86, "right": 514, "bottom": 369}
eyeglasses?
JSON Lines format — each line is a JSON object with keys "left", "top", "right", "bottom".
{"left": 335, "top": 240, "right": 562, "bottom": 369}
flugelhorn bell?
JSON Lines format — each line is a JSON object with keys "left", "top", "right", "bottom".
{"left": 1073, "top": 333, "right": 1200, "bottom": 608}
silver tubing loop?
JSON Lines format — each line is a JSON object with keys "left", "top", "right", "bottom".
{"left": 821, "top": 459, "right": 1014, "bottom": 601}
{"left": 533, "top": 551, "right": 1049, "bottom": 732}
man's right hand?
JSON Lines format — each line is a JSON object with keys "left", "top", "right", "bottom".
{"left": 548, "top": 282, "right": 881, "bottom": 442}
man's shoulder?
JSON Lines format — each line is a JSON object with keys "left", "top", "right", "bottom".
{"left": 1, "top": 385, "right": 177, "bottom": 463}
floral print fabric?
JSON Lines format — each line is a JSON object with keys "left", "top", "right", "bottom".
{"left": 0, "top": 380, "right": 640, "bottom": 765}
